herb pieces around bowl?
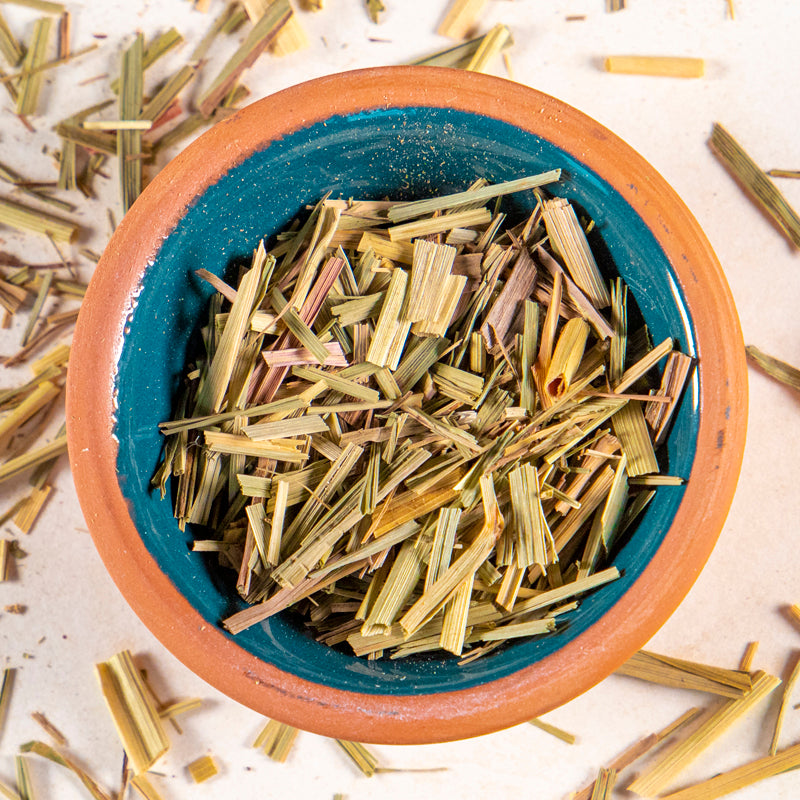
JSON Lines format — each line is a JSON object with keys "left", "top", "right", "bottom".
{"left": 154, "top": 174, "right": 691, "bottom": 662}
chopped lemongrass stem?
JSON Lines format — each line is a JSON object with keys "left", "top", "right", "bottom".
{"left": 769, "top": 654, "right": 800, "bottom": 755}
{"left": 627, "top": 671, "right": 781, "bottom": 796}
{"left": 197, "top": 0, "right": 291, "bottom": 116}
{"left": 615, "top": 649, "right": 753, "bottom": 698}
{"left": 16, "top": 16, "right": 53, "bottom": 116}
{"left": 0, "top": 668, "right": 14, "bottom": 740}
{"left": 528, "top": 717, "right": 576, "bottom": 744}
{"left": 95, "top": 651, "right": 169, "bottom": 774}
{"left": 187, "top": 755, "right": 218, "bottom": 783}
{"left": 388, "top": 171, "right": 561, "bottom": 223}
{"left": 746, "top": 345, "right": 800, "bottom": 390}
{"left": 604, "top": 55, "right": 705, "bottom": 78}
{"left": 437, "top": 0, "right": 489, "bottom": 38}
{"left": 335, "top": 740, "right": 378, "bottom": 777}
{"left": 709, "top": 122, "right": 800, "bottom": 249}
{"left": 253, "top": 719, "right": 299, "bottom": 762}
{"left": 464, "top": 23, "right": 512, "bottom": 73}
{"left": 0, "top": 197, "right": 79, "bottom": 242}
{"left": 660, "top": 741, "right": 800, "bottom": 800}
{"left": 542, "top": 197, "right": 610, "bottom": 308}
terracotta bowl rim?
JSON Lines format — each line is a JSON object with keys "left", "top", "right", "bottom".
{"left": 66, "top": 65, "right": 747, "bottom": 744}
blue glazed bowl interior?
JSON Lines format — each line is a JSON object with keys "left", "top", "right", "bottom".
{"left": 114, "top": 106, "right": 698, "bottom": 695}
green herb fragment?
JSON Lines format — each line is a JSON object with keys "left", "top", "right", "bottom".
{"left": 364, "top": 0, "right": 385, "bottom": 24}
{"left": 16, "top": 16, "right": 52, "bottom": 116}
{"left": 746, "top": 344, "right": 800, "bottom": 390}
{"left": 198, "top": 0, "right": 291, "bottom": 116}
{"left": 157, "top": 175, "right": 688, "bottom": 663}
{"left": 709, "top": 122, "right": 800, "bottom": 249}
{"left": 118, "top": 34, "right": 143, "bottom": 213}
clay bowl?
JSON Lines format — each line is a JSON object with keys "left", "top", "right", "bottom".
{"left": 66, "top": 66, "right": 746, "bottom": 745}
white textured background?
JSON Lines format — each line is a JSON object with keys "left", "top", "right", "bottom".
{"left": 1, "top": 1, "right": 800, "bottom": 798}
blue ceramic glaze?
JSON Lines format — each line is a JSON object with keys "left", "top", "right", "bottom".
{"left": 114, "top": 106, "right": 698, "bottom": 695}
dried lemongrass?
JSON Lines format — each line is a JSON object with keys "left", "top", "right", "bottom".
{"left": 0, "top": 197, "right": 79, "bottom": 242}
{"left": 16, "top": 16, "right": 53, "bottom": 116}
{"left": 20, "top": 740, "right": 112, "bottom": 800}
{"left": 709, "top": 122, "right": 800, "bottom": 249}
{"left": 627, "top": 671, "right": 781, "bottom": 797}
{"left": 253, "top": 719, "right": 299, "bottom": 762}
{"left": 645, "top": 351, "right": 693, "bottom": 444}
{"left": 571, "top": 707, "right": 703, "bottom": 800}
{"left": 413, "top": 29, "right": 510, "bottom": 69}
{"left": 95, "top": 651, "right": 169, "bottom": 775}
{"left": 615, "top": 649, "right": 753, "bottom": 698}
{"left": 0, "top": 10, "right": 23, "bottom": 66}
{"left": 0, "top": 436, "right": 67, "bottom": 483}
{"left": 14, "top": 757, "right": 33, "bottom": 800}
{"left": 604, "top": 55, "right": 705, "bottom": 78}
{"left": 0, "top": 540, "right": 10, "bottom": 581}
{"left": 186, "top": 755, "right": 218, "bottom": 783}
{"left": 388, "top": 171, "right": 560, "bottom": 223}
{"left": 590, "top": 768, "right": 617, "bottom": 800}
{"left": 769, "top": 653, "right": 800, "bottom": 755}
{"left": 159, "top": 176, "right": 688, "bottom": 662}
{"left": 198, "top": 0, "right": 291, "bottom": 116}
{"left": 13, "top": 486, "right": 53, "bottom": 534}
{"left": 767, "top": 168, "right": 800, "bottom": 179}
{"left": 464, "top": 24, "right": 512, "bottom": 73}
{"left": 745, "top": 344, "right": 800, "bottom": 390}
{"left": 660, "top": 741, "right": 800, "bottom": 800}
{"left": 542, "top": 197, "right": 610, "bottom": 308}
{"left": 118, "top": 34, "right": 143, "bottom": 214}
{"left": 438, "top": 0, "right": 488, "bottom": 38}
{"left": 0, "top": 668, "right": 14, "bottom": 739}
{"left": 528, "top": 717, "right": 576, "bottom": 745}
{"left": 335, "top": 740, "right": 378, "bottom": 777}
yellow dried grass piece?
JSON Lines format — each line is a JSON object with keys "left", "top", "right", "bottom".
{"left": 528, "top": 717, "right": 576, "bottom": 744}
{"left": 542, "top": 198, "right": 610, "bottom": 308}
{"left": 253, "top": 718, "right": 300, "bottom": 762}
{"left": 738, "top": 641, "right": 758, "bottom": 671}
{"left": 0, "top": 436, "right": 67, "bottom": 483}
{"left": 198, "top": 0, "right": 291, "bottom": 116}
{"left": 400, "top": 475, "right": 502, "bottom": 636}
{"left": 590, "top": 768, "right": 617, "bottom": 799}
{"left": 13, "top": 486, "right": 52, "bottom": 534}
{"left": 627, "top": 670, "right": 781, "bottom": 796}
{"left": 14, "top": 757, "right": 33, "bottom": 800}
{"left": 335, "top": 740, "right": 378, "bottom": 776}
{"left": 604, "top": 55, "right": 705, "bottom": 78}
{"left": 95, "top": 651, "right": 169, "bottom": 774}
{"left": 438, "top": 0, "right": 488, "bottom": 38}
{"left": 0, "top": 668, "right": 14, "bottom": 740}
{"left": 464, "top": 24, "right": 512, "bottom": 73}
{"left": 0, "top": 540, "right": 10, "bottom": 581}
{"left": 745, "top": 345, "right": 800, "bottom": 391}
{"left": 769, "top": 654, "right": 800, "bottom": 755}
{"left": 187, "top": 755, "right": 218, "bottom": 783}
{"left": 0, "top": 380, "right": 61, "bottom": 445}
{"left": 615, "top": 649, "right": 753, "bottom": 698}
{"left": 20, "top": 740, "right": 112, "bottom": 800}
{"left": 661, "top": 741, "right": 800, "bottom": 800}
{"left": 387, "top": 207, "right": 491, "bottom": 242}
{"left": 709, "top": 123, "right": 800, "bottom": 249}
{"left": 16, "top": 16, "right": 53, "bottom": 116}
{"left": 0, "top": 197, "right": 79, "bottom": 242}
{"left": 129, "top": 774, "right": 165, "bottom": 800}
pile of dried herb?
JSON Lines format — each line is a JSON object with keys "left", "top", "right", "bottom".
{"left": 156, "top": 172, "right": 691, "bottom": 662}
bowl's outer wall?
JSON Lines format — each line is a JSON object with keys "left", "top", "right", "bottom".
{"left": 66, "top": 67, "right": 747, "bottom": 744}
